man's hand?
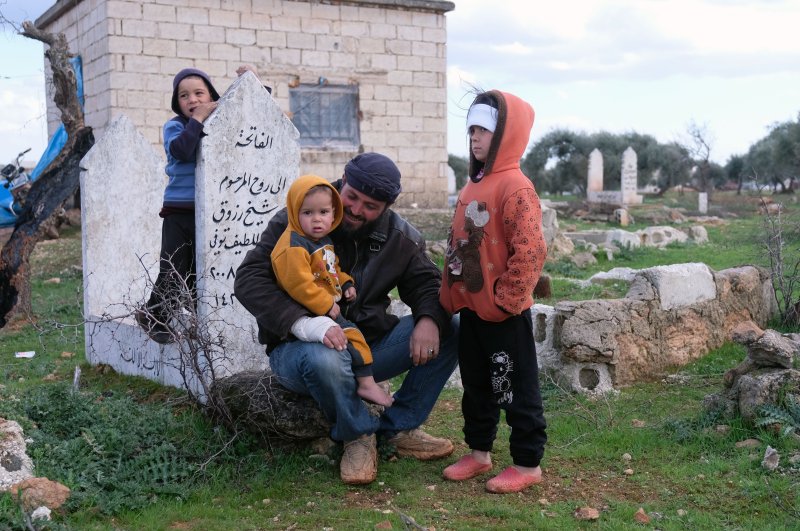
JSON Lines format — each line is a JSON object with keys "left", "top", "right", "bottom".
{"left": 322, "top": 325, "right": 347, "bottom": 351}
{"left": 409, "top": 316, "right": 440, "bottom": 366}
{"left": 344, "top": 286, "right": 357, "bottom": 302}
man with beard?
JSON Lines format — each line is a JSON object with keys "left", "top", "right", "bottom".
{"left": 234, "top": 152, "right": 459, "bottom": 485}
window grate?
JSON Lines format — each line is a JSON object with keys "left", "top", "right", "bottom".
{"left": 290, "top": 84, "right": 360, "bottom": 149}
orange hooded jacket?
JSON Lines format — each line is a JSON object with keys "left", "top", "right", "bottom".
{"left": 439, "top": 90, "right": 547, "bottom": 322}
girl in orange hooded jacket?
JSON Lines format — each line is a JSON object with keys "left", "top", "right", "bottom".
{"left": 440, "top": 90, "right": 548, "bottom": 494}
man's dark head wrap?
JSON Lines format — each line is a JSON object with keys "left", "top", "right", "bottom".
{"left": 343, "top": 152, "right": 402, "bottom": 204}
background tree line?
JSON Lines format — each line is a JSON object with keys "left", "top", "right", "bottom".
{"left": 448, "top": 112, "right": 800, "bottom": 196}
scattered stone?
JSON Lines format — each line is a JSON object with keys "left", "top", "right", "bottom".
{"left": 714, "top": 425, "right": 731, "bottom": 435}
{"left": 426, "top": 485, "right": 436, "bottom": 491}
{"left": 43, "top": 278, "right": 61, "bottom": 284}
{"left": 634, "top": 507, "right": 650, "bottom": 524}
{"left": 677, "top": 509, "right": 687, "bottom": 517}
{"left": 60, "top": 351, "right": 74, "bottom": 358}
{"left": 574, "top": 506, "right": 600, "bottom": 520}
{"left": 762, "top": 446, "right": 779, "bottom": 471}
{"left": 538, "top": 498, "right": 550, "bottom": 505}
{"left": 375, "top": 521, "right": 393, "bottom": 530}
{"left": 789, "top": 453, "right": 800, "bottom": 465}
{"left": 614, "top": 208, "right": 631, "bottom": 227}
{"left": 689, "top": 225, "right": 708, "bottom": 244}
{"left": 8, "top": 477, "right": 70, "bottom": 511}
{"left": 623, "top": 468, "right": 634, "bottom": 476}
{"left": 735, "top": 439, "right": 761, "bottom": 449}
{"left": 631, "top": 419, "right": 646, "bottom": 428}
{"left": 310, "top": 437, "right": 337, "bottom": 456}
{"left": 588, "top": 267, "right": 638, "bottom": 285}
{"left": 730, "top": 320, "right": 769, "bottom": 347}
{"left": 0, "top": 418, "right": 34, "bottom": 491}
{"left": 622, "top": 453, "right": 632, "bottom": 462}
{"left": 571, "top": 251, "right": 598, "bottom": 269}
{"left": 31, "top": 506, "right": 51, "bottom": 521}
{"left": 533, "top": 274, "right": 552, "bottom": 299}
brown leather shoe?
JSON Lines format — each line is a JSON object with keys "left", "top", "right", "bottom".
{"left": 340, "top": 434, "right": 377, "bottom": 485}
{"left": 387, "top": 428, "right": 454, "bottom": 461}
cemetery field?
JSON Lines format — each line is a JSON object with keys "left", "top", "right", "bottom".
{"left": 2, "top": 192, "right": 800, "bottom": 529}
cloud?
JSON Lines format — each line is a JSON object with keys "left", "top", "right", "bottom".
{"left": 447, "top": 0, "right": 800, "bottom": 84}
{"left": 0, "top": 79, "right": 47, "bottom": 164}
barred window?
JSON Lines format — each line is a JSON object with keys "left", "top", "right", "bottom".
{"left": 289, "top": 83, "right": 360, "bottom": 149}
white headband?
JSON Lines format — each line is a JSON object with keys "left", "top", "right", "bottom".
{"left": 466, "top": 103, "right": 498, "bottom": 133}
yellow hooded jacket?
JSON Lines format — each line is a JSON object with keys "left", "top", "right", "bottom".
{"left": 270, "top": 174, "right": 354, "bottom": 317}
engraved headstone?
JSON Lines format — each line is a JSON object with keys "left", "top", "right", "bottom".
{"left": 621, "top": 146, "right": 643, "bottom": 205}
{"left": 587, "top": 148, "right": 603, "bottom": 193}
{"left": 195, "top": 70, "right": 300, "bottom": 376}
{"left": 80, "top": 73, "right": 301, "bottom": 394}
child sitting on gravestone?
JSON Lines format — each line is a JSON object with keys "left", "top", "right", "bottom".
{"left": 270, "top": 175, "right": 394, "bottom": 407}
{"left": 136, "top": 65, "right": 264, "bottom": 344}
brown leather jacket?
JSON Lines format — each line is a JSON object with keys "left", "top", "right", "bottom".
{"left": 234, "top": 181, "right": 451, "bottom": 353}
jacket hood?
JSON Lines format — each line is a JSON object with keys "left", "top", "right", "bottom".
{"left": 285, "top": 174, "right": 343, "bottom": 237}
{"left": 468, "top": 90, "right": 535, "bottom": 179}
{"left": 171, "top": 67, "right": 220, "bottom": 116}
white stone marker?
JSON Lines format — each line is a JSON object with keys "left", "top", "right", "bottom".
{"left": 621, "top": 146, "right": 642, "bottom": 205}
{"left": 698, "top": 192, "right": 708, "bottom": 214}
{"left": 195, "top": 70, "right": 300, "bottom": 377}
{"left": 81, "top": 114, "right": 184, "bottom": 386}
{"left": 587, "top": 148, "right": 603, "bottom": 192}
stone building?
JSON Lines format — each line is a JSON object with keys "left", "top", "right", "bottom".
{"left": 34, "top": 0, "right": 454, "bottom": 207}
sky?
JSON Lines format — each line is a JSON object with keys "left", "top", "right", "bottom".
{"left": 1, "top": 0, "right": 799, "bottom": 167}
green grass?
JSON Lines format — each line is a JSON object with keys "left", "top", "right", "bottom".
{"left": 2, "top": 196, "right": 800, "bottom": 529}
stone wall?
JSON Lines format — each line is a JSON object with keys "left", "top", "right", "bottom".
{"left": 36, "top": 0, "right": 453, "bottom": 207}
{"left": 532, "top": 263, "right": 778, "bottom": 393}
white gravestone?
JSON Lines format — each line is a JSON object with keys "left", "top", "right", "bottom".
{"left": 587, "top": 148, "right": 624, "bottom": 205}
{"left": 81, "top": 114, "right": 188, "bottom": 387}
{"left": 621, "top": 146, "right": 643, "bottom": 205}
{"left": 81, "top": 73, "right": 300, "bottom": 395}
{"left": 587, "top": 148, "right": 603, "bottom": 193}
{"left": 698, "top": 192, "right": 708, "bottom": 214}
{"left": 195, "top": 70, "right": 300, "bottom": 376}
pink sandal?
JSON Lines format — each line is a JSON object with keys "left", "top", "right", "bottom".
{"left": 443, "top": 455, "right": 492, "bottom": 481}
{"left": 485, "top": 466, "right": 542, "bottom": 493}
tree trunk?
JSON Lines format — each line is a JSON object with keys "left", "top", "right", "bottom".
{"left": 0, "top": 21, "right": 91, "bottom": 327}
{"left": 210, "top": 370, "right": 387, "bottom": 442}
{"left": 210, "top": 371, "right": 332, "bottom": 440}
{"left": 0, "top": 128, "right": 94, "bottom": 326}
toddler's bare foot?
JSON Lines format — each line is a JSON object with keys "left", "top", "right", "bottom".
{"left": 358, "top": 381, "right": 394, "bottom": 407}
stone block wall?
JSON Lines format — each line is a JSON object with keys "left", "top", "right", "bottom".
{"left": 36, "top": 0, "right": 453, "bottom": 207}
{"left": 540, "top": 263, "right": 777, "bottom": 391}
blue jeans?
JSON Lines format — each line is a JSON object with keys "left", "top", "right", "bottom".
{"left": 269, "top": 314, "right": 459, "bottom": 442}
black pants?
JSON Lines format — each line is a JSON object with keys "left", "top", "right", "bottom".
{"left": 145, "top": 212, "right": 195, "bottom": 319}
{"left": 458, "top": 308, "right": 547, "bottom": 467}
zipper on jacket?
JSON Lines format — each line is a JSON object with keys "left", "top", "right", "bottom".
{"left": 343, "top": 239, "right": 359, "bottom": 320}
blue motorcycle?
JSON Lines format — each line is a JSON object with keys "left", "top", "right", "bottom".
{"left": 1, "top": 148, "right": 32, "bottom": 224}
